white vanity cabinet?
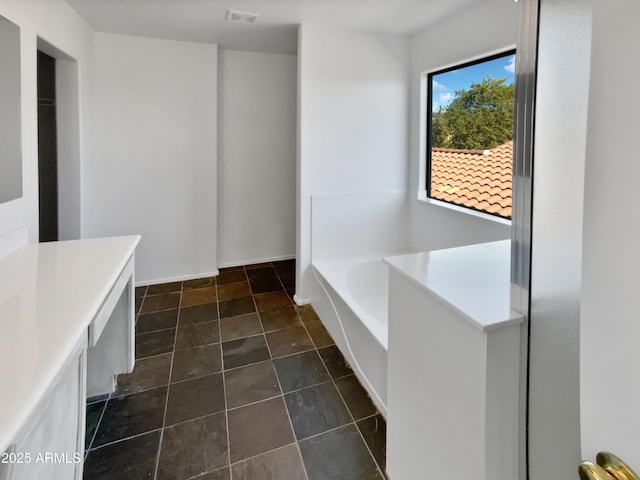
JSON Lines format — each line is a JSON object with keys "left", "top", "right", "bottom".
{"left": 0, "top": 235, "right": 140, "bottom": 480}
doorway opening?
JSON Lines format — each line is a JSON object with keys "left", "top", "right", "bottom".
{"left": 37, "top": 50, "right": 58, "bottom": 242}
{"left": 36, "top": 39, "right": 82, "bottom": 242}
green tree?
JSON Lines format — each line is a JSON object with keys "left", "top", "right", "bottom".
{"left": 431, "top": 77, "right": 514, "bottom": 150}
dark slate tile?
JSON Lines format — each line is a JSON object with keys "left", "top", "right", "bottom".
{"left": 265, "top": 326, "right": 314, "bottom": 358}
{"left": 147, "top": 282, "right": 182, "bottom": 295}
{"left": 220, "top": 313, "right": 263, "bottom": 342}
{"left": 166, "top": 373, "right": 225, "bottom": 426}
{"left": 335, "top": 375, "right": 377, "bottom": 420}
{"left": 227, "top": 397, "right": 294, "bottom": 463}
{"left": 192, "top": 468, "right": 231, "bottom": 480}
{"left": 273, "top": 259, "right": 295, "bottom": 274}
{"left": 224, "top": 361, "right": 281, "bottom": 409}
{"left": 217, "top": 281, "right": 252, "bottom": 301}
{"left": 254, "top": 291, "right": 291, "bottom": 311}
{"left": 277, "top": 272, "right": 295, "bottom": 290}
{"left": 85, "top": 401, "right": 106, "bottom": 451}
{"left": 92, "top": 387, "right": 166, "bottom": 447}
{"left": 219, "top": 296, "right": 256, "bottom": 318}
{"left": 83, "top": 431, "right": 160, "bottom": 480}
{"left": 357, "top": 414, "right": 387, "bottom": 473}
{"left": 136, "top": 309, "right": 178, "bottom": 335}
{"left": 217, "top": 268, "right": 247, "bottom": 285}
{"left": 246, "top": 267, "right": 278, "bottom": 282}
{"left": 135, "top": 286, "right": 147, "bottom": 299}
{"left": 140, "top": 293, "right": 180, "bottom": 313}
{"left": 183, "top": 276, "right": 216, "bottom": 290}
{"left": 135, "top": 328, "right": 175, "bottom": 360}
{"left": 306, "top": 321, "right": 335, "bottom": 348}
{"left": 299, "top": 424, "right": 383, "bottom": 480}
{"left": 116, "top": 353, "right": 172, "bottom": 395}
{"left": 318, "top": 345, "right": 353, "bottom": 379}
{"left": 231, "top": 444, "right": 306, "bottom": 480}
{"left": 181, "top": 286, "right": 217, "bottom": 307}
{"left": 157, "top": 412, "right": 228, "bottom": 479}
{"left": 259, "top": 305, "right": 301, "bottom": 333}
{"left": 274, "top": 351, "right": 330, "bottom": 393}
{"left": 175, "top": 320, "right": 220, "bottom": 351}
{"left": 171, "top": 344, "right": 222, "bottom": 382}
{"left": 248, "top": 278, "right": 283, "bottom": 294}
{"left": 222, "top": 335, "right": 271, "bottom": 370}
{"left": 244, "top": 263, "right": 273, "bottom": 271}
{"left": 284, "top": 383, "right": 351, "bottom": 440}
{"left": 180, "top": 303, "right": 219, "bottom": 325}
{"left": 295, "top": 305, "right": 321, "bottom": 325}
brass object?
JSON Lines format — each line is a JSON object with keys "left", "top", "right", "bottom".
{"left": 580, "top": 461, "right": 617, "bottom": 480}
{"left": 597, "top": 452, "right": 640, "bottom": 480}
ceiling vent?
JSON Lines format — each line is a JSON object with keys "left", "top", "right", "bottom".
{"left": 225, "top": 10, "right": 261, "bottom": 24}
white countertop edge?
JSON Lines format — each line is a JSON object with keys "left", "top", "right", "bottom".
{"left": 383, "top": 243, "right": 525, "bottom": 333}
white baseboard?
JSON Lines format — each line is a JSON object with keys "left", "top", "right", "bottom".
{"left": 219, "top": 254, "right": 295, "bottom": 269}
{"left": 293, "top": 294, "right": 311, "bottom": 306}
{"left": 136, "top": 269, "right": 220, "bottom": 287}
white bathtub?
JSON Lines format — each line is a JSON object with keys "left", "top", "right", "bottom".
{"left": 312, "top": 254, "right": 395, "bottom": 417}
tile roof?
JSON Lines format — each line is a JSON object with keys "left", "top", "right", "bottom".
{"left": 430, "top": 140, "right": 513, "bottom": 218}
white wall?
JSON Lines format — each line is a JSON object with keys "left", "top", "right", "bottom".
{"left": 0, "top": 0, "right": 95, "bottom": 243}
{"left": 311, "top": 191, "right": 410, "bottom": 262}
{"left": 89, "top": 33, "right": 218, "bottom": 284}
{"left": 407, "top": 0, "right": 516, "bottom": 253}
{"left": 581, "top": 0, "right": 640, "bottom": 468}
{"left": 218, "top": 50, "right": 296, "bottom": 267}
{"left": 296, "top": 25, "right": 410, "bottom": 302}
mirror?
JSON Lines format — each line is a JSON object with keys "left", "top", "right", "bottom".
{"left": 0, "top": 15, "right": 22, "bottom": 204}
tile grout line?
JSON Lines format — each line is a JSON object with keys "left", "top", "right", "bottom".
{"left": 283, "top": 258, "right": 386, "bottom": 477}
{"left": 269, "top": 262, "right": 312, "bottom": 480}
{"left": 244, "top": 264, "right": 311, "bottom": 480}
{"left": 87, "top": 287, "right": 148, "bottom": 458}
{"left": 152, "top": 283, "right": 183, "bottom": 480}
{"left": 273, "top": 263, "right": 387, "bottom": 478}
{"left": 217, "top": 275, "right": 233, "bottom": 478}
{"left": 329, "top": 370, "right": 387, "bottom": 479}
{"left": 298, "top": 306, "right": 387, "bottom": 479}
{"left": 84, "top": 393, "right": 110, "bottom": 459}
{"left": 87, "top": 427, "right": 163, "bottom": 452}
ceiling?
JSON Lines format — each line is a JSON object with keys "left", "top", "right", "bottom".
{"left": 64, "top": 0, "right": 474, "bottom": 54}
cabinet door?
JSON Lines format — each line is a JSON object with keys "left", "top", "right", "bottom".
{"left": 0, "top": 339, "right": 86, "bottom": 480}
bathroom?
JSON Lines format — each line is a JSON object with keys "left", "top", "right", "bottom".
{"left": 0, "top": 0, "right": 638, "bottom": 479}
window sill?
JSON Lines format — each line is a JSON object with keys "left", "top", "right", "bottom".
{"left": 416, "top": 191, "right": 512, "bottom": 227}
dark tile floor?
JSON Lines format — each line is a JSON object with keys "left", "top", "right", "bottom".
{"left": 83, "top": 259, "right": 387, "bottom": 480}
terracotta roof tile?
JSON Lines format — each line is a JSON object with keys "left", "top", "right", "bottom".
{"left": 431, "top": 140, "right": 513, "bottom": 218}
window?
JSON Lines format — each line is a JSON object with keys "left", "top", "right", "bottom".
{"left": 426, "top": 50, "right": 516, "bottom": 219}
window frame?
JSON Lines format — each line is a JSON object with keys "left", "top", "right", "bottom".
{"left": 425, "top": 48, "right": 516, "bottom": 219}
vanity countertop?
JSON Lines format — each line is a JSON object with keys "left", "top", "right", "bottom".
{"left": 384, "top": 240, "right": 524, "bottom": 332}
{"left": 0, "top": 235, "right": 140, "bottom": 454}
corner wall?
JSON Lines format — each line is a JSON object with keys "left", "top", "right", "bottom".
{"left": 296, "top": 25, "right": 410, "bottom": 302}
{"left": 89, "top": 33, "right": 218, "bottom": 284}
{"left": 218, "top": 50, "right": 297, "bottom": 267}
{"left": 0, "top": 0, "right": 95, "bottom": 243}
{"left": 407, "top": 0, "right": 516, "bottom": 261}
